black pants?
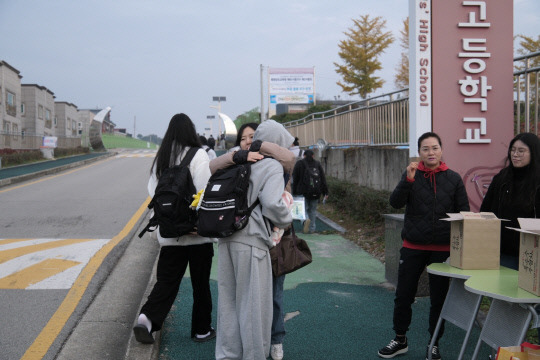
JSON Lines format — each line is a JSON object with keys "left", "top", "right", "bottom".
{"left": 140, "top": 243, "right": 214, "bottom": 337}
{"left": 393, "top": 247, "right": 450, "bottom": 342}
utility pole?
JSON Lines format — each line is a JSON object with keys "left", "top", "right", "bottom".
{"left": 211, "top": 96, "right": 226, "bottom": 136}
{"left": 133, "top": 116, "right": 136, "bottom": 138}
{"left": 260, "top": 64, "right": 265, "bottom": 122}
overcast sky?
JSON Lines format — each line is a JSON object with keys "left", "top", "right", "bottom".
{"left": 1, "top": 0, "right": 538, "bottom": 138}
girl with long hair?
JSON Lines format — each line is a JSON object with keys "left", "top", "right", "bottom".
{"left": 480, "top": 132, "right": 540, "bottom": 269}
{"left": 133, "top": 113, "right": 217, "bottom": 344}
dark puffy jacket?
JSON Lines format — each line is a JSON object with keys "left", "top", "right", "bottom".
{"left": 390, "top": 168, "right": 470, "bottom": 245}
{"left": 480, "top": 169, "right": 540, "bottom": 257}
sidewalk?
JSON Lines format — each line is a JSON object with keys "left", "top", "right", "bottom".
{"left": 1, "top": 157, "right": 493, "bottom": 359}
{"left": 125, "top": 227, "right": 493, "bottom": 360}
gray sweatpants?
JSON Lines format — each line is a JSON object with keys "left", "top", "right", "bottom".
{"left": 215, "top": 241, "right": 273, "bottom": 360}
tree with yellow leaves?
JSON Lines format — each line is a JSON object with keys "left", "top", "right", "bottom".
{"left": 394, "top": 18, "right": 409, "bottom": 89}
{"left": 334, "top": 15, "right": 394, "bottom": 99}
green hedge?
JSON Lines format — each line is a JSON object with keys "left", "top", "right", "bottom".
{"left": 54, "top": 147, "right": 90, "bottom": 157}
{"left": 0, "top": 150, "right": 44, "bottom": 167}
{"left": 325, "top": 176, "right": 403, "bottom": 224}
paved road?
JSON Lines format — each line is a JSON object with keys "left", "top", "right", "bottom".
{"left": 0, "top": 150, "right": 157, "bottom": 360}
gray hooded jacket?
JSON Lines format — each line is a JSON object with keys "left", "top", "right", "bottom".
{"left": 219, "top": 120, "right": 295, "bottom": 250}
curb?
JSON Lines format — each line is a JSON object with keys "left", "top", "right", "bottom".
{"left": 316, "top": 212, "right": 347, "bottom": 233}
{"left": 124, "top": 245, "right": 162, "bottom": 360}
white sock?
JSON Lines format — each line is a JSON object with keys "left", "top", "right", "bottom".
{"left": 196, "top": 331, "right": 210, "bottom": 338}
{"left": 138, "top": 313, "right": 152, "bottom": 333}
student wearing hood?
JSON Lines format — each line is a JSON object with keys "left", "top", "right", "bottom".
{"left": 215, "top": 120, "right": 294, "bottom": 360}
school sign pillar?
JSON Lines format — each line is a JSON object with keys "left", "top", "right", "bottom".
{"left": 409, "top": 0, "right": 514, "bottom": 210}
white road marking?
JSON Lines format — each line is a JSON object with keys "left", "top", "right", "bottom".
{"left": 0, "top": 238, "right": 109, "bottom": 289}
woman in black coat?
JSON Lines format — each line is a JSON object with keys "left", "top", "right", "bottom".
{"left": 378, "top": 132, "right": 469, "bottom": 360}
{"left": 480, "top": 132, "right": 540, "bottom": 270}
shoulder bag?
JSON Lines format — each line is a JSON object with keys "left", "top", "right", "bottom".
{"left": 270, "top": 226, "right": 312, "bottom": 277}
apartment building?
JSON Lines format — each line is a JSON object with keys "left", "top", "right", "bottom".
{"left": 1, "top": 59, "right": 110, "bottom": 150}
{"left": 0, "top": 61, "right": 23, "bottom": 149}
{"left": 55, "top": 101, "right": 79, "bottom": 137}
{"left": 21, "top": 84, "right": 56, "bottom": 137}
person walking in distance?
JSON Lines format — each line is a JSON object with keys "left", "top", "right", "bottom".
{"left": 133, "top": 113, "right": 216, "bottom": 344}
{"left": 377, "top": 132, "right": 469, "bottom": 360}
{"left": 292, "top": 150, "right": 328, "bottom": 233}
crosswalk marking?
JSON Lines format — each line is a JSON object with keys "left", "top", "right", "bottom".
{"left": 0, "top": 238, "right": 110, "bottom": 289}
{"left": 116, "top": 153, "right": 156, "bottom": 158}
{"left": 115, "top": 150, "right": 157, "bottom": 158}
{"left": 0, "top": 238, "right": 95, "bottom": 265}
{"left": 0, "top": 238, "right": 32, "bottom": 245}
{"left": 0, "top": 258, "right": 80, "bottom": 289}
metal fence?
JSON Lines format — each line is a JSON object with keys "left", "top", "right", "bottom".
{"left": 514, "top": 51, "right": 540, "bottom": 134}
{"left": 285, "top": 52, "right": 540, "bottom": 147}
{"left": 284, "top": 90, "right": 409, "bottom": 147}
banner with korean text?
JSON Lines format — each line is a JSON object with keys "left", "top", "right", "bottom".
{"left": 410, "top": 0, "right": 514, "bottom": 211}
{"left": 268, "top": 67, "right": 315, "bottom": 104}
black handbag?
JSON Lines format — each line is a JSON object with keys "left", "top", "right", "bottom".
{"left": 270, "top": 227, "right": 312, "bottom": 277}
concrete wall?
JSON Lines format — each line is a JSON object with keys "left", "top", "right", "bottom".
{"left": 318, "top": 146, "right": 409, "bottom": 192}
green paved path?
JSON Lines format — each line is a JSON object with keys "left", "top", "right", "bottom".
{"left": 158, "top": 233, "right": 493, "bottom": 359}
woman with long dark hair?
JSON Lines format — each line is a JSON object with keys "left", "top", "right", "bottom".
{"left": 480, "top": 132, "right": 540, "bottom": 269}
{"left": 133, "top": 113, "right": 217, "bottom": 344}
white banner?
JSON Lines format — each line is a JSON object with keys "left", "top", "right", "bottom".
{"left": 42, "top": 136, "right": 58, "bottom": 148}
{"left": 268, "top": 67, "right": 315, "bottom": 95}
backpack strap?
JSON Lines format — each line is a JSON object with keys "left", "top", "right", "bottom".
{"left": 179, "top": 147, "right": 199, "bottom": 167}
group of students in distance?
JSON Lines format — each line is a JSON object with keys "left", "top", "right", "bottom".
{"left": 378, "top": 131, "right": 540, "bottom": 360}
{"left": 132, "top": 113, "right": 328, "bottom": 360}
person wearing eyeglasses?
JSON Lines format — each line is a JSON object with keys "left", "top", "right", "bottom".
{"left": 480, "top": 132, "right": 540, "bottom": 270}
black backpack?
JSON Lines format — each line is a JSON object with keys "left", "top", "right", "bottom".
{"left": 138, "top": 147, "right": 199, "bottom": 239}
{"left": 197, "top": 162, "right": 260, "bottom": 238}
{"left": 303, "top": 160, "right": 322, "bottom": 199}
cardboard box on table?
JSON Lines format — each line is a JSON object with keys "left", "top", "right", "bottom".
{"left": 508, "top": 218, "right": 540, "bottom": 296}
{"left": 442, "top": 212, "right": 501, "bottom": 270}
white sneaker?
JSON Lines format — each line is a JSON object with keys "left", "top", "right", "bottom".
{"left": 271, "top": 343, "right": 284, "bottom": 360}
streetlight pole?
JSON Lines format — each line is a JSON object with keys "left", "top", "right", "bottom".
{"left": 206, "top": 115, "right": 215, "bottom": 138}
{"left": 211, "top": 96, "right": 226, "bottom": 137}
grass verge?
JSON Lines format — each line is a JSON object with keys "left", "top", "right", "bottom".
{"left": 318, "top": 176, "right": 403, "bottom": 263}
